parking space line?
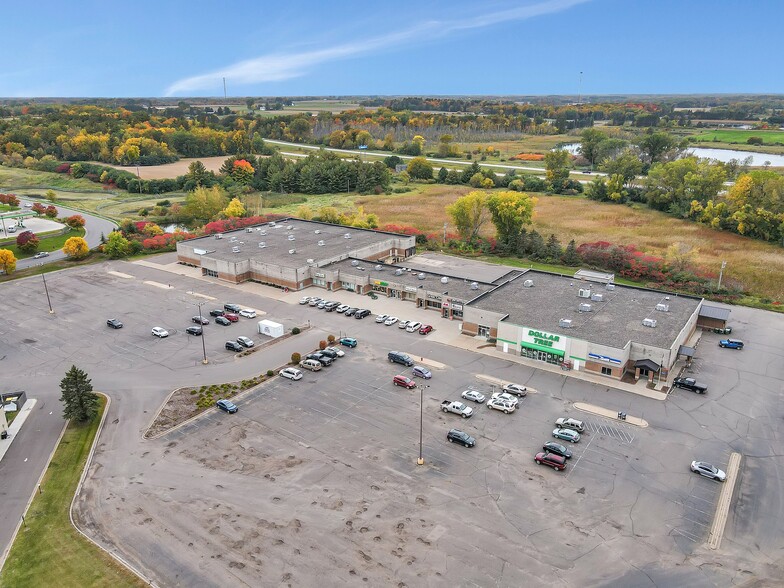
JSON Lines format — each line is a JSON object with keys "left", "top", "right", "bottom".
{"left": 670, "top": 527, "right": 699, "bottom": 542}
{"left": 566, "top": 436, "right": 594, "bottom": 480}
{"left": 681, "top": 516, "right": 710, "bottom": 528}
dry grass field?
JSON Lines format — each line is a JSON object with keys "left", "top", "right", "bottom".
{"left": 92, "top": 157, "right": 227, "bottom": 180}
{"left": 358, "top": 185, "right": 784, "bottom": 301}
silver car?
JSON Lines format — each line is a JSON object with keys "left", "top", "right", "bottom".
{"left": 502, "top": 383, "right": 527, "bottom": 397}
{"left": 461, "top": 389, "right": 486, "bottom": 403}
{"left": 690, "top": 461, "right": 726, "bottom": 481}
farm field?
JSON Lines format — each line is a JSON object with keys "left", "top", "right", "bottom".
{"left": 688, "top": 129, "right": 784, "bottom": 144}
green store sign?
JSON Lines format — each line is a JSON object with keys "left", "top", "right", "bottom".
{"left": 527, "top": 329, "right": 560, "bottom": 348}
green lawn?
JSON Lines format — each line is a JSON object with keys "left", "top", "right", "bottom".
{"left": 689, "top": 129, "right": 784, "bottom": 145}
{"left": 0, "top": 204, "right": 20, "bottom": 212}
{"left": 1, "top": 227, "right": 85, "bottom": 259}
{"left": 0, "top": 396, "right": 146, "bottom": 588}
{"left": 5, "top": 410, "right": 19, "bottom": 426}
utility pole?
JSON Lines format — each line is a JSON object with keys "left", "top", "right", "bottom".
{"left": 223, "top": 77, "right": 227, "bottom": 100}
{"left": 417, "top": 385, "right": 428, "bottom": 465}
{"left": 40, "top": 264, "right": 53, "bottom": 314}
{"left": 717, "top": 261, "right": 727, "bottom": 291}
{"left": 443, "top": 222, "right": 447, "bottom": 245}
{"left": 197, "top": 301, "right": 208, "bottom": 364}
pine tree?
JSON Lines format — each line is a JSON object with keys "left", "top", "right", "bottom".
{"left": 528, "top": 230, "right": 546, "bottom": 260}
{"left": 545, "top": 234, "right": 562, "bottom": 262}
{"left": 59, "top": 365, "right": 99, "bottom": 422}
{"left": 437, "top": 167, "right": 448, "bottom": 183}
{"left": 562, "top": 239, "right": 581, "bottom": 266}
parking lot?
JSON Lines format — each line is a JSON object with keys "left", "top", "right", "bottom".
{"left": 2, "top": 259, "right": 784, "bottom": 587}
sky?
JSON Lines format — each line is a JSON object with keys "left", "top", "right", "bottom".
{"left": 2, "top": 0, "right": 782, "bottom": 98}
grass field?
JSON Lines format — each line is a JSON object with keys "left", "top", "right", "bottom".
{"left": 0, "top": 168, "right": 105, "bottom": 192}
{"left": 356, "top": 184, "right": 784, "bottom": 302}
{"left": 689, "top": 129, "right": 784, "bottom": 145}
{"left": 0, "top": 396, "right": 146, "bottom": 588}
{"left": 0, "top": 204, "right": 19, "bottom": 212}
{"left": 1, "top": 227, "right": 85, "bottom": 259}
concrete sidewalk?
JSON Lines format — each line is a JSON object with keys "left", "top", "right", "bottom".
{"left": 574, "top": 402, "right": 649, "bottom": 427}
{"left": 0, "top": 399, "right": 38, "bottom": 463}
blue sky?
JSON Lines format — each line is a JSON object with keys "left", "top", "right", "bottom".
{"left": 2, "top": 0, "right": 782, "bottom": 97}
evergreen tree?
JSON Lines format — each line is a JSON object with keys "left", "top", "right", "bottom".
{"left": 528, "top": 230, "right": 546, "bottom": 260}
{"left": 562, "top": 239, "right": 581, "bottom": 266}
{"left": 545, "top": 234, "right": 562, "bottom": 262}
{"left": 461, "top": 161, "right": 481, "bottom": 184}
{"left": 437, "top": 167, "right": 448, "bottom": 183}
{"left": 59, "top": 365, "right": 99, "bottom": 422}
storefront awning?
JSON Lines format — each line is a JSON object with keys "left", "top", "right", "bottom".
{"left": 634, "top": 358, "right": 660, "bottom": 371}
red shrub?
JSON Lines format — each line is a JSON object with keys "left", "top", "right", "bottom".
{"left": 55, "top": 163, "right": 71, "bottom": 174}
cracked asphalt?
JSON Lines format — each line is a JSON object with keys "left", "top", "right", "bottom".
{"left": 1, "top": 260, "right": 783, "bottom": 587}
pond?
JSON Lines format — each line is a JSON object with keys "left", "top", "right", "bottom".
{"left": 559, "top": 143, "right": 784, "bottom": 167}
{"left": 162, "top": 223, "right": 190, "bottom": 233}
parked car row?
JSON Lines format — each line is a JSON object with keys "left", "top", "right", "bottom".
{"left": 299, "top": 341, "right": 357, "bottom": 372}
{"left": 300, "top": 297, "right": 373, "bottom": 319}
{"left": 375, "top": 314, "right": 433, "bottom": 335}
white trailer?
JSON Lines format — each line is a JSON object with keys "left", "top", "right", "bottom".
{"left": 257, "top": 319, "right": 284, "bottom": 338}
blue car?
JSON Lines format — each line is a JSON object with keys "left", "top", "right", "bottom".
{"left": 216, "top": 399, "right": 238, "bottom": 413}
{"left": 719, "top": 339, "right": 744, "bottom": 349}
{"left": 339, "top": 337, "right": 357, "bottom": 348}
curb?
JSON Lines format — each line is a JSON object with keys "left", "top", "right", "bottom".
{"left": 573, "top": 402, "right": 649, "bottom": 428}
{"left": 707, "top": 451, "right": 742, "bottom": 550}
{"left": 69, "top": 393, "right": 160, "bottom": 587}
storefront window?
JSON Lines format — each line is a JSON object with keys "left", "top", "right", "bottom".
{"left": 520, "top": 346, "right": 562, "bottom": 365}
{"left": 341, "top": 281, "right": 355, "bottom": 291}
{"left": 313, "top": 278, "right": 326, "bottom": 287}
{"left": 203, "top": 269, "right": 218, "bottom": 278}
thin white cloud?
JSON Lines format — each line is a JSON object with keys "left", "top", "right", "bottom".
{"left": 165, "top": 0, "right": 589, "bottom": 96}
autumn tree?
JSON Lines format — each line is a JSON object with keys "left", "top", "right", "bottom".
{"left": 59, "top": 365, "right": 99, "bottom": 422}
{"left": 406, "top": 157, "right": 433, "bottom": 180}
{"left": 606, "top": 174, "right": 628, "bottom": 202}
{"left": 104, "top": 231, "right": 131, "bottom": 258}
{"left": 638, "top": 130, "right": 682, "bottom": 164}
{"left": 45, "top": 205, "right": 58, "bottom": 218}
{"left": 230, "top": 159, "right": 255, "bottom": 185}
{"left": 32, "top": 202, "right": 46, "bottom": 215}
{"left": 184, "top": 185, "right": 229, "bottom": 221}
{"left": 446, "top": 191, "right": 490, "bottom": 243}
{"left": 45, "top": 189, "right": 57, "bottom": 202}
{"left": 599, "top": 148, "right": 644, "bottom": 187}
{"left": 543, "top": 149, "right": 571, "bottom": 188}
{"left": 318, "top": 206, "right": 341, "bottom": 224}
{"left": 0, "top": 249, "right": 17, "bottom": 274}
{"left": 16, "top": 230, "right": 40, "bottom": 253}
{"left": 65, "top": 214, "right": 86, "bottom": 228}
{"left": 578, "top": 128, "right": 608, "bottom": 166}
{"left": 63, "top": 236, "right": 89, "bottom": 259}
{"left": 223, "top": 197, "right": 246, "bottom": 218}
{"left": 487, "top": 191, "right": 537, "bottom": 252}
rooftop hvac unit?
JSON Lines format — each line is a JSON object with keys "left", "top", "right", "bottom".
{"left": 214, "top": 234, "right": 223, "bottom": 239}
{"left": 591, "top": 293, "right": 604, "bottom": 302}
{"left": 441, "top": 276, "right": 449, "bottom": 284}
{"left": 406, "top": 268, "right": 412, "bottom": 272}
{"left": 260, "top": 230, "right": 267, "bottom": 235}
{"left": 418, "top": 273, "right": 426, "bottom": 280}
{"left": 606, "top": 283, "right": 615, "bottom": 291}
{"left": 578, "top": 288, "right": 591, "bottom": 298}
{"left": 268, "top": 222, "right": 276, "bottom": 227}
{"left": 232, "top": 246, "right": 240, "bottom": 253}
{"left": 256, "top": 227, "right": 263, "bottom": 231}
{"left": 229, "top": 237, "right": 237, "bottom": 242}
{"left": 375, "top": 265, "right": 382, "bottom": 271}
{"left": 351, "top": 260, "right": 359, "bottom": 266}
{"left": 287, "top": 225, "right": 293, "bottom": 231}
{"left": 655, "top": 303, "right": 669, "bottom": 312}
{"left": 395, "top": 269, "right": 404, "bottom": 276}
{"left": 287, "top": 234, "right": 295, "bottom": 241}
{"left": 258, "top": 242, "right": 266, "bottom": 248}
{"left": 642, "top": 318, "right": 657, "bottom": 328}
{"left": 317, "top": 240, "right": 325, "bottom": 246}
{"left": 579, "top": 303, "right": 592, "bottom": 312}
{"left": 307, "top": 258, "right": 314, "bottom": 264}
{"left": 246, "top": 228, "right": 253, "bottom": 233}
{"left": 288, "top": 249, "right": 296, "bottom": 255}
{"left": 559, "top": 319, "right": 573, "bottom": 328}
{"left": 523, "top": 279, "right": 534, "bottom": 288}
{"left": 664, "top": 296, "right": 671, "bottom": 300}
{"left": 344, "top": 233, "right": 351, "bottom": 239}
{"left": 470, "top": 282, "right": 479, "bottom": 290}
{"left": 314, "top": 230, "right": 321, "bottom": 234}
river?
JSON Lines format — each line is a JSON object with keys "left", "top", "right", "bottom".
{"left": 560, "top": 143, "right": 784, "bottom": 167}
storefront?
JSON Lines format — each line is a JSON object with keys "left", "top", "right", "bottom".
{"left": 519, "top": 328, "right": 566, "bottom": 366}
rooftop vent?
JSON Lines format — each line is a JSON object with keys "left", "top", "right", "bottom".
{"left": 287, "top": 225, "right": 294, "bottom": 231}
{"left": 655, "top": 303, "right": 669, "bottom": 312}
{"left": 375, "top": 265, "right": 382, "bottom": 271}
{"left": 258, "top": 242, "right": 266, "bottom": 248}
{"left": 441, "top": 277, "right": 449, "bottom": 284}
{"left": 470, "top": 282, "right": 479, "bottom": 290}
{"left": 559, "top": 319, "right": 573, "bottom": 328}
{"left": 246, "top": 228, "right": 253, "bottom": 233}
{"left": 642, "top": 318, "right": 657, "bottom": 328}
{"left": 358, "top": 267, "right": 365, "bottom": 271}
{"left": 287, "top": 234, "right": 295, "bottom": 241}
{"left": 395, "top": 269, "right": 404, "bottom": 276}
{"left": 317, "top": 240, "right": 325, "bottom": 246}
{"left": 578, "top": 288, "right": 591, "bottom": 298}
{"left": 256, "top": 227, "right": 263, "bottom": 231}
{"left": 351, "top": 260, "right": 360, "bottom": 267}
{"left": 664, "top": 296, "right": 670, "bottom": 300}
{"left": 268, "top": 222, "right": 276, "bottom": 227}
{"left": 606, "top": 283, "right": 615, "bottom": 291}
{"left": 307, "top": 258, "right": 315, "bottom": 264}
{"left": 214, "top": 234, "right": 223, "bottom": 239}
{"left": 417, "top": 273, "right": 426, "bottom": 280}
{"left": 591, "top": 293, "right": 604, "bottom": 302}
{"left": 231, "top": 246, "right": 240, "bottom": 253}
{"left": 288, "top": 249, "right": 296, "bottom": 255}
{"left": 314, "top": 230, "right": 321, "bottom": 234}
{"left": 229, "top": 237, "right": 238, "bottom": 242}
{"left": 260, "top": 230, "right": 267, "bottom": 235}
{"left": 406, "top": 268, "right": 412, "bottom": 272}
{"left": 579, "top": 303, "right": 592, "bottom": 313}
{"left": 344, "top": 233, "right": 352, "bottom": 239}
{"left": 523, "top": 279, "right": 534, "bottom": 288}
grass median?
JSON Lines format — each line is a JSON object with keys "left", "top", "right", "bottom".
{"left": 0, "top": 396, "right": 146, "bottom": 588}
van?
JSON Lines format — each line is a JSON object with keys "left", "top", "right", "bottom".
{"left": 388, "top": 351, "right": 414, "bottom": 367}
{"left": 299, "top": 359, "right": 322, "bottom": 372}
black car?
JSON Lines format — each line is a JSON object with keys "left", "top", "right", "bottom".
{"left": 209, "top": 309, "right": 225, "bottom": 317}
{"left": 306, "top": 352, "right": 332, "bottom": 366}
{"left": 542, "top": 442, "right": 572, "bottom": 459}
{"left": 447, "top": 429, "right": 476, "bottom": 447}
{"left": 215, "top": 316, "right": 231, "bottom": 326}
{"left": 225, "top": 340, "right": 243, "bottom": 352}
{"left": 192, "top": 316, "right": 209, "bottom": 325}
{"left": 344, "top": 307, "right": 358, "bottom": 317}
{"left": 186, "top": 326, "right": 203, "bottom": 336}
{"left": 106, "top": 318, "right": 123, "bottom": 329}
{"left": 224, "top": 303, "right": 242, "bottom": 313}
{"left": 354, "top": 309, "right": 371, "bottom": 319}
{"left": 319, "top": 348, "right": 339, "bottom": 360}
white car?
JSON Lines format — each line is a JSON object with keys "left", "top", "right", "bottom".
{"left": 491, "top": 392, "right": 519, "bottom": 408}
{"left": 236, "top": 336, "right": 254, "bottom": 348}
{"left": 487, "top": 398, "right": 516, "bottom": 413}
{"left": 279, "top": 367, "right": 303, "bottom": 381}
{"left": 308, "top": 298, "right": 323, "bottom": 307}
{"left": 384, "top": 316, "right": 399, "bottom": 326}
{"left": 151, "top": 327, "right": 169, "bottom": 338}
{"left": 690, "top": 461, "right": 726, "bottom": 481}
{"left": 239, "top": 309, "right": 256, "bottom": 318}
{"left": 336, "top": 304, "right": 350, "bottom": 313}
{"left": 326, "top": 346, "right": 345, "bottom": 357}
{"left": 398, "top": 320, "right": 410, "bottom": 329}
{"left": 502, "top": 383, "right": 528, "bottom": 397}
{"left": 461, "top": 390, "right": 486, "bottom": 403}
{"left": 299, "top": 296, "right": 311, "bottom": 305}
{"left": 375, "top": 314, "right": 389, "bottom": 323}
{"left": 33, "top": 251, "right": 50, "bottom": 259}
{"left": 405, "top": 321, "right": 422, "bottom": 333}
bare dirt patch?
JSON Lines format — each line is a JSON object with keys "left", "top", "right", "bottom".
{"left": 93, "top": 157, "right": 228, "bottom": 180}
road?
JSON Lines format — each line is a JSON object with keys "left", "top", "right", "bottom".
{"left": 12, "top": 199, "right": 117, "bottom": 271}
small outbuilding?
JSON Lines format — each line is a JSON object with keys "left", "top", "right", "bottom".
{"left": 697, "top": 305, "right": 731, "bottom": 330}
{"left": 257, "top": 319, "right": 284, "bottom": 338}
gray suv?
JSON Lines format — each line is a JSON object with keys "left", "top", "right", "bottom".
{"left": 388, "top": 351, "right": 414, "bottom": 367}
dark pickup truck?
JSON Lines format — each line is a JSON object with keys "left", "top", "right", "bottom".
{"left": 673, "top": 377, "right": 707, "bottom": 394}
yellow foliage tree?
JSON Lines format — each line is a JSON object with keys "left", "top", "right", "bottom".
{"left": 223, "top": 197, "right": 246, "bottom": 218}
{"left": 0, "top": 249, "right": 17, "bottom": 274}
{"left": 63, "top": 237, "right": 89, "bottom": 260}
{"left": 142, "top": 223, "right": 164, "bottom": 236}
{"left": 295, "top": 205, "right": 313, "bottom": 220}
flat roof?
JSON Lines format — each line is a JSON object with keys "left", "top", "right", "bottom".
{"left": 399, "top": 252, "right": 519, "bottom": 284}
{"left": 699, "top": 305, "right": 731, "bottom": 321}
{"left": 470, "top": 271, "right": 702, "bottom": 349}
{"left": 326, "top": 258, "right": 495, "bottom": 302}
{"left": 180, "top": 219, "right": 409, "bottom": 266}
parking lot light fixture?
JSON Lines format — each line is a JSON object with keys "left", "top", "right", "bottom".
{"left": 417, "top": 385, "right": 428, "bottom": 465}
{"left": 40, "top": 264, "right": 54, "bottom": 314}
{"left": 197, "top": 301, "right": 208, "bottom": 364}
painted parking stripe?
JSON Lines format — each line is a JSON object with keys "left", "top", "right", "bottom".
{"left": 682, "top": 516, "right": 710, "bottom": 528}
{"left": 670, "top": 527, "right": 699, "bottom": 542}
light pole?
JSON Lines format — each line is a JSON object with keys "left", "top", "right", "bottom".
{"left": 717, "top": 261, "right": 727, "bottom": 291}
{"left": 417, "top": 385, "right": 428, "bottom": 465}
{"left": 40, "top": 264, "right": 53, "bottom": 314}
{"left": 197, "top": 301, "right": 208, "bottom": 364}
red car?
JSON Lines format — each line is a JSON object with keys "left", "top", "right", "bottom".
{"left": 223, "top": 313, "right": 240, "bottom": 322}
{"left": 393, "top": 375, "right": 416, "bottom": 389}
{"left": 534, "top": 452, "right": 566, "bottom": 471}
{"left": 419, "top": 325, "right": 433, "bottom": 335}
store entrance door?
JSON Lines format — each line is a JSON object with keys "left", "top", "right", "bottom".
{"left": 477, "top": 325, "right": 490, "bottom": 338}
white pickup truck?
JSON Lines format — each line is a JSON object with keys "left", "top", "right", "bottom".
{"left": 441, "top": 400, "right": 474, "bottom": 418}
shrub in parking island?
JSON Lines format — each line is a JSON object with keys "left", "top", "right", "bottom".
{"left": 327, "top": 335, "right": 336, "bottom": 343}
{"left": 292, "top": 327, "right": 300, "bottom": 335}
{"left": 291, "top": 353, "right": 301, "bottom": 364}
{"left": 266, "top": 370, "right": 274, "bottom": 377}
{"left": 319, "top": 340, "right": 327, "bottom": 350}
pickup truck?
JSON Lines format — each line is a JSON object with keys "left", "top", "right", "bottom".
{"left": 440, "top": 400, "right": 474, "bottom": 418}
{"left": 673, "top": 377, "right": 707, "bottom": 394}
